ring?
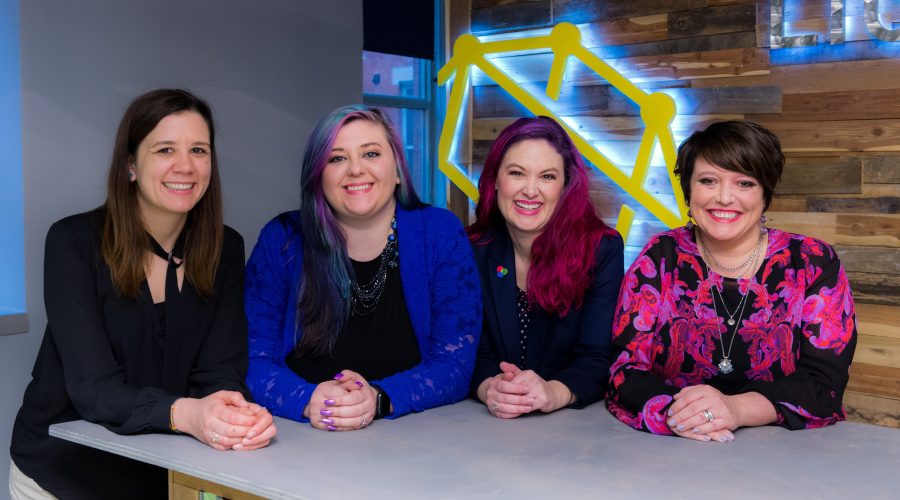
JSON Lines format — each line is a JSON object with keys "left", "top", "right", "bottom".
{"left": 702, "top": 409, "right": 714, "bottom": 423}
{"left": 210, "top": 432, "right": 220, "bottom": 444}
{"left": 490, "top": 402, "right": 499, "bottom": 414}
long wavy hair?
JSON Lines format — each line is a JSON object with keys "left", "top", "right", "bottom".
{"left": 467, "top": 116, "right": 613, "bottom": 317}
{"left": 102, "top": 88, "right": 222, "bottom": 298}
{"left": 295, "top": 105, "right": 425, "bottom": 357}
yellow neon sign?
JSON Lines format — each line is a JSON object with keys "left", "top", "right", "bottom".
{"left": 438, "top": 23, "right": 688, "bottom": 242}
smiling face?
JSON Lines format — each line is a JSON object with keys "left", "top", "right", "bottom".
{"left": 130, "top": 111, "right": 212, "bottom": 228}
{"left": 495, "top": 139, "right": 565, "bottom": 239}
{"left": 321, "top": 119, "right": 399, "bottom": 226}
{"left": 689, "top": 157, "right": 765, "bottom": 248}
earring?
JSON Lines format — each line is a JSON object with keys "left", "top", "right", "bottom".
{"left": 760, "top": 214, "right": 768, "bottom": 234}
{"left": 685, "top": 209, "right": 695, "bottom": 230}
{"left": 128, "top": 171, "right": 136, "bottom": 181}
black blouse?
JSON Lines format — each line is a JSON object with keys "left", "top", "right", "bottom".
{"left": 10, "top": 209, "right": 250, "bottom": 499}
{"left": 287, "top": 256, "right": 420, "bottom": 384}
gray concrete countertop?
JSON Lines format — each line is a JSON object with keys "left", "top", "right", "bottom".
{"left": 51, "top": 399, "right": 900, "bottom": 499}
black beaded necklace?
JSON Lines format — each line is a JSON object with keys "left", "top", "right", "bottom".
{"left": 349, "top": 214, "right": 398, "bottom": 316}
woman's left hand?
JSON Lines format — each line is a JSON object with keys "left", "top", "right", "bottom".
{"left": 503, "top": 362, "right": 573, "bottom": 414}
{"left": 232, "top": 403, "right": 278, "bottom": 451}
{"left": 667, "top": 385, "right": 740, "bottom": 437}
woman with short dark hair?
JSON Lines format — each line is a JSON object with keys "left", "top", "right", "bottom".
{"left": 607, "top": 121, "right": 857, "bottom": 441}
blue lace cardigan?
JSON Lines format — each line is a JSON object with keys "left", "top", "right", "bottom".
{"left": 244, "top": 205, "right": 481, "bottom": 421}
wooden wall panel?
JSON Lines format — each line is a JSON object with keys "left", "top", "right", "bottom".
{"left": 453, "top": 0, "right": 900, "bottom": 427}
{"left": 835, "top": 215, "right": 900, "bottom": 247}
{"left": 777, "top": 157, "right": 861, "bottom": 195}
{"left": 844, "top": 391, "right": 899, "bottom": 428}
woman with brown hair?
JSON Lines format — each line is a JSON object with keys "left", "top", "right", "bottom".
{"left": 9, "top": 89, "right": 275, "bottom": 499}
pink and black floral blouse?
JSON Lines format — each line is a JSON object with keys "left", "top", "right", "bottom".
{"left": 607, "top": 227, "right": 857, "bottom": 433}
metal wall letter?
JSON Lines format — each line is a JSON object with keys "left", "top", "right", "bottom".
{"left": 771, "top": 0, "right": 819, "bottom": 48}
{"left": 865, "top": 0, "right": 900, "bottom": 41}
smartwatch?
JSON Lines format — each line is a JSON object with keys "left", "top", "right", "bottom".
{"left": 370, "top": 384, "right": 391, "bottom": 419}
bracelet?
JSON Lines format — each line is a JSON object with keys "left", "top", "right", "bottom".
{"left": 169, "top": 401, "right": 179, "bottom": 433}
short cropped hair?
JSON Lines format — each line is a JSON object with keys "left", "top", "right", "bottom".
{"left": 674, "top": 120, "right": 784, "bottom": 211}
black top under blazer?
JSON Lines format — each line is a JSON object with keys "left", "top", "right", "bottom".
{"left": 470, "top": 227, "right": 624, "bottom": 408}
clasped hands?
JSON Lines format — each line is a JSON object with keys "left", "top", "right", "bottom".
{"left": 304, "top": 370, "right": 377, "bottom": 432}
{"left": 173, "top": 390, "right": 277, "bottom": 451}
{"left": 666, "top": 385, "right": 739, "bottom": 443}
{"left": 481, "top": 361, "right": 573, "bottom": 419}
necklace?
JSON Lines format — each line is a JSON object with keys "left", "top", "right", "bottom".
{"left": 349, "top": 215, "right": 398, "bottom": 316}
{"left": 706, "top": 235, "right": 762, "bottom": 374}
{"left": 709, "top": 282, "right": 750, "bottom": 375}
{"left": 700, "top": 229, "right": 765, "bottom": 277}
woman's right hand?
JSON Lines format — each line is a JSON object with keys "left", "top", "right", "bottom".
{"left": 173, "top": 391, "right": 258, "bottom": 450}
{"left": 478, "top": 363, "right": 534, "bottom": 419}
{"left": 303, "top": 379, "right": 356, "bottom": 431}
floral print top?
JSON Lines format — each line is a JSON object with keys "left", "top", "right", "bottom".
{"left": 607, "top": 227, "right": 857, "bottom": 433}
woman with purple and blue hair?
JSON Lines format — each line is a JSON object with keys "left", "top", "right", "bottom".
{"left": 467, "top": 116, "right": 624, "bottom": 418}
{"left": 244, "top": 105, "right": 481, "bottom": 430}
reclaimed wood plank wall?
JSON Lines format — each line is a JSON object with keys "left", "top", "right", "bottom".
{"left": 449, "top": 0, "right": 900, "bottom": 427}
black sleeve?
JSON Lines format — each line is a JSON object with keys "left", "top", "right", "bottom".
{"left": 740, "top": 243, "right": 857, "bottom": 429}
{"left": 45, "top": 219, "right": 176, "bottom": 434}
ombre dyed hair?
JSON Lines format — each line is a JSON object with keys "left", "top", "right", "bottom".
{"left": 294, "top": 105, "right": 425, "bottom": 357}
{"left": 467, "top": 116, "right": 614, "bottom": 317}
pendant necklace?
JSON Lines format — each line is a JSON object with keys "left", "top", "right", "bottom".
{"left": 350, "top": 214, "right": 398, "bottom": 316}
{"left": 709, "top": 283, "right": 751, "bottom": 374}
{"left": 701, "top": 230, "right": 763, "bottom": 374}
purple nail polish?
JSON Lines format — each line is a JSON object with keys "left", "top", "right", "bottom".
{"left": 667, "top": 419, "right": 676, "bottom": 427}
{"left": 676, "top": 424, "right": 685, "bottom": 431}
{"left": 324, "top": 399, "right": 335, "bottom": 406}
{"left": 320, "top": 409, "right": 332, "bottom": 417}
{"left": 333, "top": 373, "right": 344, "bottom": 380}
{"left": 719, "top": 436, "right": 728, "bottom": 443}
{"left": 355, "top": 381, "right": 363, "bottom": 388}
{"left": 692, "top": 428, "right": 701, "bottom": 434}
{"left": 321, "top": 418, "right": 334, "bottom": 425}
{"left": 327, "top": 425, "right": 337, "bottom": 431}
{"left": 667, "top": 409, "right": 673, "bottom": 416}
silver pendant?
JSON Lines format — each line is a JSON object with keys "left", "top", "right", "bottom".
{"left": 727, "top": 318, "right": 736, "bottom": 326}
{"left": 718, "top": 358, "right": 734, "bottom": 374}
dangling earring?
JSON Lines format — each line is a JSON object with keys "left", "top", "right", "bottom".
{"left": 760, "top": 214, "right": 768, "bottom": 234}
{"left": 685, "top": 209, "right": 695, "bottom": 230}
{"left": 128, "top": 171, "right": 136, "bottom": 181}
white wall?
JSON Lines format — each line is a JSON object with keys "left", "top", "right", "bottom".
{"left": 0, "top": 0, "right": 362, "bottom": 493}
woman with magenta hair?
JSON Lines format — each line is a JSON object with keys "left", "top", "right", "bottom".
{"left": 467, "top": 116, "right": 624, "bottom": 418}
{"left": 245, "top": 105, "right": 481, "bottom": 430}
{"left": 607, "top": 121, "right": 856, "bottom": 442}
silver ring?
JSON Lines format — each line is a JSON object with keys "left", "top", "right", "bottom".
{"left": 210, "top": 432, "right": 220, "bottom": 444}
{"left": 490, "top": 402, "right": 499, "bottom": 414}
{"left": 702, "top": 409, "right": 714, "bottom": 423}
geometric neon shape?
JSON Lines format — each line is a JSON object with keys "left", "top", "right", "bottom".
{"left": 438, "top": 22, "right": 688, "bottom": 244}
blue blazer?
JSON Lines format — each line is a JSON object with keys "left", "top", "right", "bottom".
{"left": 245, "top": 205, "right": 482, "bottom": 421}
{"left": 470, "top": 227, "right": 623, "bottom": 408}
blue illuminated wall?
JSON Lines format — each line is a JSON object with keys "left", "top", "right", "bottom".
{"left": 0, "top": 0, "right": 24, "bottom": 315}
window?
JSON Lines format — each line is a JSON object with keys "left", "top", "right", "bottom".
{"left": 363, "top": 51, "right": 438, "bottom": 204}
{"left": 0, "top": 0, "right": 27, "bottom": 334}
